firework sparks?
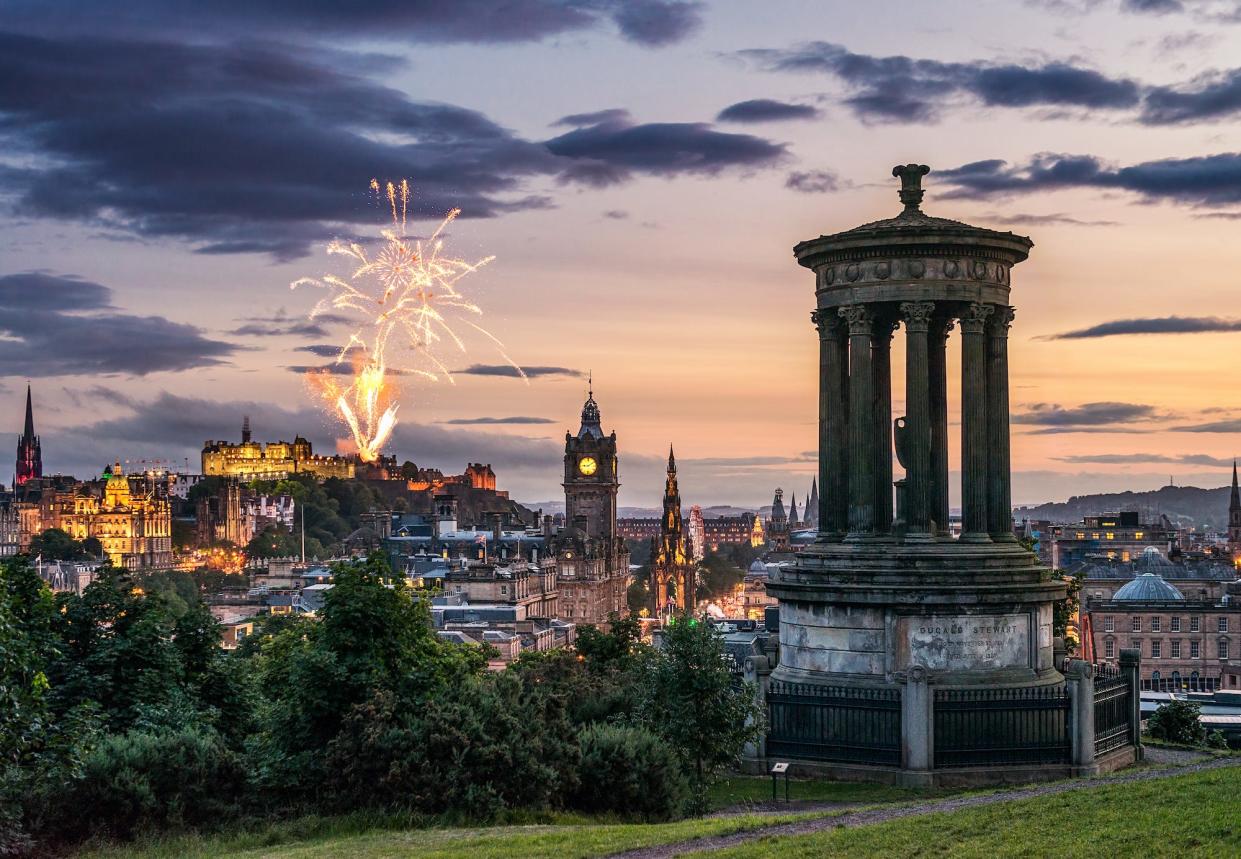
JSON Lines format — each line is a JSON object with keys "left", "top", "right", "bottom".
{"left": 292, "top": 179, "right": 523, "bottom": 462}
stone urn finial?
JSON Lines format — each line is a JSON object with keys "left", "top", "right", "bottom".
{"left": 892, "top": 163, "right": 931, "bottom": 213}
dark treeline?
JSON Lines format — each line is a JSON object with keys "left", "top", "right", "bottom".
{"left": 0, "top": 554, "right": 760, "bottom": 855}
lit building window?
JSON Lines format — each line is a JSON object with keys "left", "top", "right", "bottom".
{"left": 1106, "top": 532, "right": 1115, "bottom": 540}
{"left": 1075, "top": 532, "right": 1085, "bottom": 540}
{"left": 1134, "top": 532, "right": 1144, "bottom": 540}
{"left": 1091, "top": 533, "right": 1100, "bottom": 540}
{"left": 1191, "top": 641, "right": 1200, "bottom": 659}
{"left": 1151, "top": 640, "right": 1161, "bottom": 659}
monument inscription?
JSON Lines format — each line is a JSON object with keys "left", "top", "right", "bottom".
{"left": 897, "top": 613, "right": 1030, "bottom": 672}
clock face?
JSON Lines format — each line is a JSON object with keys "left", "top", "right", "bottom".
{"left": 578, "top": 456, "right": 598, "bottom": 476}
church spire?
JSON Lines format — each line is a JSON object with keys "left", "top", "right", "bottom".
{"left": 24, "top": 384, "right": 34, "bottom": 438}
{"left": 1231, "top": 460, "right": 1240, "bottom": 511}
{"left": 667, "top": 444, "right": 676, "bottom": 474}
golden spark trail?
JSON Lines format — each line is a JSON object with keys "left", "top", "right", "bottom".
{"left": 291, "top": 179, "right": 523, "bottom": 462}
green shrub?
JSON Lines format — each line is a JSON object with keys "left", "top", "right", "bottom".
{"left": 575, "top": 723, "right": 690, "bottom": 821}
{"left": 61, "top": 728, "right": 246, "bottom": 839}
{"left": 1146, "top": 699, "right": 1208, "bottom": 746}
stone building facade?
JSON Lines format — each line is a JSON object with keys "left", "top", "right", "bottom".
{"left": 1087, "top": 574, "right": 1239, "bottom": 691}
{"left": 202, "top": 418, "right": 354, "bottom": 480}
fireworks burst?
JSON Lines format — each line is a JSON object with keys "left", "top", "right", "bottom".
{"left": 292, "top": 179, "right": 523, "bottom": 462}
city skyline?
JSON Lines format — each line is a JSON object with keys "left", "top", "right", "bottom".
{"left": 4, "top": 1, "right": 1241, "bottom": 506}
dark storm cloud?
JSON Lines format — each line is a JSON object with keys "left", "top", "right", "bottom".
{"left": 1057, "top": 453, "right": 1232, "bottom": 466}
{"left": 545, "top": 112, "right": 788, "bottom": 187}
{"left": 785, "top": 170, "right": 840, "bottom": 193}
{"left": 1045, "top": 316, "right": 1241, "bottom": 339}
{"left": 440, "top": 416, "right": 556, "bottom": 425}
{"left": 456, "top": 364, "right": 585, "bottom": 379}
{"left": 0, "top": 272, "right": 238, "bottom": 377}
{"left": 0, "top": 33, "right": 777, "bottom": 259}
{"left": 1123, "top": 0, "right": 1184, "bottom": 12}
{"left": 1011, "top": 402, "right": 1160, "bottom": 426}
{"left": 735, "top": 42, "right": 1139, "bottom": 122}
{"left": 1, "top": 0, "right": 703, "bottom": 47}
{"left": 938, "top": 153, "right": 1241, "bottom": 206}
{"left": 716, "top": 99, "right": 821, "bottom": 123}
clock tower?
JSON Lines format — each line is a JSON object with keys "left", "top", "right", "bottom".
{"left": 563, "top": 381, "right": 619, "bottom": 541}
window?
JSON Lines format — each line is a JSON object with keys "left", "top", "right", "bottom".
{"left": 1151, "top": 640, "right": 1161, "bottom": 659}
{"left": 1191, "top": 641, "right": 1200, "bottom": 659}
{"left": 1132, "top": 617, "right": 1142, "bottom": 632}
{"left": 1106, "top": 532, "right": 1115, "bottom": 540}
{"left": 1151, "top": 617, "right": 1162, "bottom": 633}
{"left": 1191, "top": 617, "right": 1201, "bottom": 633}
{"left": 1172, "top": 617, "right": 1182, "bottom": 632}
{"left": 1091, "top": 532, "right": 1100, "bottom": 540}
{"left": 1104, "top": 616, "right": 1115, "bottom": 632}
{"left": 1075, "top": 532, "right": 1085, "bottom": 539}
{"left": 1134, "top": 531, "right": 1144, "bottom": 540}
{"left": 1105, "top": 640, "right": 1115, "bottom": 659}
{"left": 1220, "top": 617, "right": 1230, "bottom": 633}
{"left": 1221, "top": 640, "right": 1230, "bottom": 660}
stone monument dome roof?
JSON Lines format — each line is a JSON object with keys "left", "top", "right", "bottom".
{"left": 794, "top": 163, "right": 1032, "bottom": 264}
{"left": 1113, "top": 572, "right": 1185, "bottom": 602}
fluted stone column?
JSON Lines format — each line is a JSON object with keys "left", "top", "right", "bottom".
{"left": 929, "top": 315, "right": 953, "bottom": 537}
{"left": 960, "top": 303, "right": 993, "bottom": 543}
{"left": 901, "top": 302, "right": 935, "bottom": 540}
{"left": 840, "top": 304, "right": 875, "bottom": 539}
{"left": 872, "top": 316, "right": 897, "bottom": 535}
{"left": 814, "top": 309, "right": 849, "bottom": 541}
{"left": 987, "top": 306, "right": 1016, "bottom": 541}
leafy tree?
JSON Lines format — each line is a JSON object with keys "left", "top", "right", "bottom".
{"left": 245, "top": 524, "right": 299, "bottom": 559}
{"left": 642, "top": 617, "right": 762, "bottom": 808}
{"left": 81, "top": 536, "right": 104, "bottom": 558}
{"left": 28, "top": 528, "right": 86, "bottom": 561}
{"left": 575, "top": 614, "right": 644, "bottom": 671}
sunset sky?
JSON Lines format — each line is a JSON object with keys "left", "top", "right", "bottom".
{"left": 3, "top": 0, "right": 1241, "bottom": 508}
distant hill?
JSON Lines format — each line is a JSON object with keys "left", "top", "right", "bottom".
{"left": 1014, "top": 484, "right": 1232, "bottom": 530}
{"left": 518, "top": 501, "right": 761, "bottom": 519}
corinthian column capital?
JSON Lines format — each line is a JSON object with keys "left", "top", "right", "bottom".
{"left": 838, "top": 304, "right": 872, "bottom": 335}
{"left": 989, "top": 305, "right": 1016, "bottom": 336}
{"left": 900, "top": 301, "right": 936, "bottom": 332}
{"left": 959, "top": 302, "right": 994, "bottom": 334}
{"left": 811, "top": 308, "right": 845, "bottom": 338}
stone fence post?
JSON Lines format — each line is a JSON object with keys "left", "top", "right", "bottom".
{"left": 742, "top": 654, "right": 773, "bottom": 764}
{"left": 901, "top": 665, "right": 933, "bottom": 787}
{"left": 1065, "top": 659, "right": 1098, "bottom": 776}
{"left": 1119, "top": 648, "right": 1144, "bottom": 760}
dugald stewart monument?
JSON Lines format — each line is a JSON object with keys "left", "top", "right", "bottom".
{"left": 756, "top": 165, "right": 1138, "bottom": 785}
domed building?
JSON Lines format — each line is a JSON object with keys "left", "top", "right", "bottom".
{"left": 1087, "top": 563, "right": 1238, "bottom": 692}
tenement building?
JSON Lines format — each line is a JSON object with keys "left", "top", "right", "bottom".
{"left": 202, "top": 417, "right": 355, "bottom": 480}
{"left": 759, "top": 165, "right": 1100, "bottom": 786}
{"left": 542, "top": 385, "right": 629, "bottom": 627}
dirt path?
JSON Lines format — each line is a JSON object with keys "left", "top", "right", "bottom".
{"left": 608, "top": 755, "right": 1241, "bottom": 859}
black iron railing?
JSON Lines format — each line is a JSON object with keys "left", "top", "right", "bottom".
{"left": 766, "top": 681, "right": 901, "bottom": 766}
{"left": 1093, "top": 664, "right": 1132, "bottom": 758}
{"left": 933, "top": 685, "right": 1070, "bottom": 768}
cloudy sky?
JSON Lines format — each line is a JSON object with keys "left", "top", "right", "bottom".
{"left": 3, "top": 0, "right": 1241, "bottom": 508}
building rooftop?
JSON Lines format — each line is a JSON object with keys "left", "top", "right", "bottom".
{"left": 1112, "top": 573, "right": 1185, "bottom": 602}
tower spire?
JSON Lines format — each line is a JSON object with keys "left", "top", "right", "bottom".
{"left": 24, "top": 383, "right": 34, "bottom": 438}
{"left": 1231, "top": 459, "right": 1239, "bottom": 510}
{"left": 667, "top": 443, "right": 676, "bottom": 473}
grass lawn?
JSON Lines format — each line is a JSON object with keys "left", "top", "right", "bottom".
{"left": 74, "top": 810, "right": 831, "bottom": 859}
{"left": 708, "top": 765, "right": 1241, "bottom": 858}
{"left": 706, "top": 774, "right": 933, "bottom": 809}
